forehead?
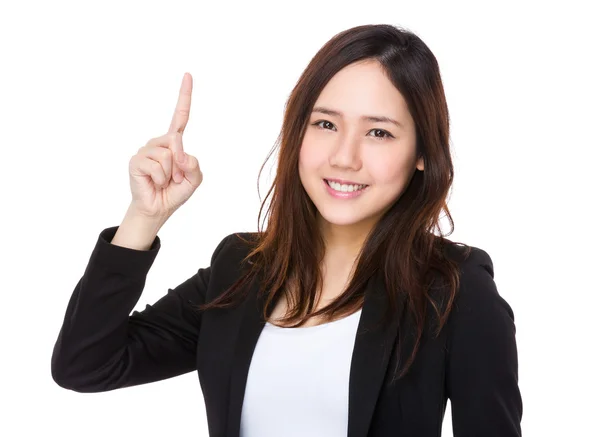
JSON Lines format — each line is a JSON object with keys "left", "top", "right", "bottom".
{"left": 314, "top": 60, "right": 409, "bottom": 118}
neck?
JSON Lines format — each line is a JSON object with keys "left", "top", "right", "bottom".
{"left": 318, "top": 215, "right": 376, "bottom": 268}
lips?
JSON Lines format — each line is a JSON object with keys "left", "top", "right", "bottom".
{"left": 323, "top": 179, "right": 369, "bottom": 198}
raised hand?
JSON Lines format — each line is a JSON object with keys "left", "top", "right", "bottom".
{"left": 128, "top": 73, "right": 203, "bottom": 220}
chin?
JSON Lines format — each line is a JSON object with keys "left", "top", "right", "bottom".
{"left": 316, "top": 208, "right": 375, "bottom": 228}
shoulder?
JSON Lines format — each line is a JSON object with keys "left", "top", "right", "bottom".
{"left": 209, "top": 231, "right": 262, "bottom": 265}
{"left": 200, "top": 232, "right": 262, "bottom": 300}
{"left": 446, "top": 243, "right": 514, "bottom": 321}
{"left": 441, "top": 241, "right": 517, "bottom": 350}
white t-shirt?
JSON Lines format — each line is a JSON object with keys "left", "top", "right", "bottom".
{"left": 240, "top": 308, "right": 363, "bottom": 437}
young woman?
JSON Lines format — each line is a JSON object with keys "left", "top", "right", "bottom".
{"left": 51, "top": 24, "right": 522, "bottom": 437}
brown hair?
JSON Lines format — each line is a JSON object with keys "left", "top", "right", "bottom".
{"left": 196, "top": 24, "right": 471, "bottom": 382}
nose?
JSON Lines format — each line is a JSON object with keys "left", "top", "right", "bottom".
{"left": 328, "top": 131, "right": 362, "bottom": 171}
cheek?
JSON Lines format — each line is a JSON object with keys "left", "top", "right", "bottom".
{"left": 299, "top": 136, "right": 326, "bottom": 171}
{"left": 368, "top": 152, "right": 416, "bottom": 185}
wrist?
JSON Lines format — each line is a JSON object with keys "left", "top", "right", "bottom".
{"left": 111, "top": 206, "right": 167, "bottom": 250}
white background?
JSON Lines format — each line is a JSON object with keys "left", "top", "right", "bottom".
{"left": 1, "top": 0, "right": 598, "bottom": 435}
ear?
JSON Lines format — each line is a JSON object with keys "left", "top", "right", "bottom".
{"left": 416, "top": 156, "right": 424, "bottom": 171}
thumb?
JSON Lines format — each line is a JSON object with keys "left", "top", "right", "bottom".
{"left": 177, "top": 152, "right": 203, "bottom": 186}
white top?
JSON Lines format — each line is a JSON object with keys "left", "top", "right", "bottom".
{"left": 239, "top": 308, "right": 363, "bottom": 437}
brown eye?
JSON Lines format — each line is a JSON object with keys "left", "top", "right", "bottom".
{"left": 314, "top": 120, "right": 336, "bottom": 131}
{"left": 368, "top": 128, "right": 393, "bottom": 139}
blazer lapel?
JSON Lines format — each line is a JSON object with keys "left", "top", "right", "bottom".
{"left": 347, "top": 272, "right": 401, "bottom": 437}
{"left": 225, "top": 275, "right": 273, "bottom": 437}
{"left": 225, "top": 272, "right": 400, "bottom": 437}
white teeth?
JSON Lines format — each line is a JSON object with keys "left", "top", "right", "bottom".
{"left": 326, "top": 180, "right": 367, "bottom": 192}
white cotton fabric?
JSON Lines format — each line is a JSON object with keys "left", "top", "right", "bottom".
{"left": 240, "top": 309, "right": 363, "bottom": 437}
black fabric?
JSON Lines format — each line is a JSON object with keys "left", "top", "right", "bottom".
{"left": 52, "top": 226, "right": 522, "bottom": 437}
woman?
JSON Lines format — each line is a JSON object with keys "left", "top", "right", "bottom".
{"left": 51, "top": 24, "right": 522, "bottom": 437}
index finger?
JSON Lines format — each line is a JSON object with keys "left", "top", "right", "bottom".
{"left": 168, "top": 72, "right": 193, "bottom": 134}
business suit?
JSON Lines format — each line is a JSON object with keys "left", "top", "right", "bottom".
{"left": 51, "top": 226, "right": 522, "bottom": 437}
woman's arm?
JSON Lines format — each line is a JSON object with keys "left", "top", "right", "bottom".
{"left": 446, "top": 248, "right": 523, "bottom": 436}
{"left": 51, "top": 226, "right": 231, "bottom": 393}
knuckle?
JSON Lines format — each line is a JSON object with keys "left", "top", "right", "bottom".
{"left": 145, "top": 136, "right": 159, "bottom": 147}
{"left": 151, "top": 160, "right": 162, "bottom": 172}
{"left": 130, "top": 154, "right": 140, "bottom": 166}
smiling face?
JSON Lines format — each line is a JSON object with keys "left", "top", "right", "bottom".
{"left": 298, "top": 59, "right": 424, "bottom": 236}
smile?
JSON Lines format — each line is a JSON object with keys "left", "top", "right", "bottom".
{"left": 323, "top": 179, "right": 369, "bottom": 199}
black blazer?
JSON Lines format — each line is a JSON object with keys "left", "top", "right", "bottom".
{"left": 51, "top": 226, "right": 522, "bottom": 437}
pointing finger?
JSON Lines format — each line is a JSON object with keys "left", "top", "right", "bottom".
{"left": 168, "top": 72, "right": 193, "bottom": 135}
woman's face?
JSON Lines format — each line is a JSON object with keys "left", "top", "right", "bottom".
{"left": 299, "top": 59, "right": 424, "bottom": 233}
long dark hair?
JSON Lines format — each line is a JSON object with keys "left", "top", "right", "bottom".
{"left": 196, "top": 24, "right": 471, "bottom": 382}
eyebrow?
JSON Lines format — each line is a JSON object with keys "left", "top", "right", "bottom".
{"left": 312, "top": 106, "right": 404, "bottom": 129}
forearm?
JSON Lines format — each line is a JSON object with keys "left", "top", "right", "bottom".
{"left": 51, "top": 226, "right": 161, "bottom": 392}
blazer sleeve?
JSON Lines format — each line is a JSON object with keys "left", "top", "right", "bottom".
{"left": 446, "top": 247, "right": 523, "bottom": 437}
{"left": 51, "top": 226, "right": 231, "bottom": 393}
